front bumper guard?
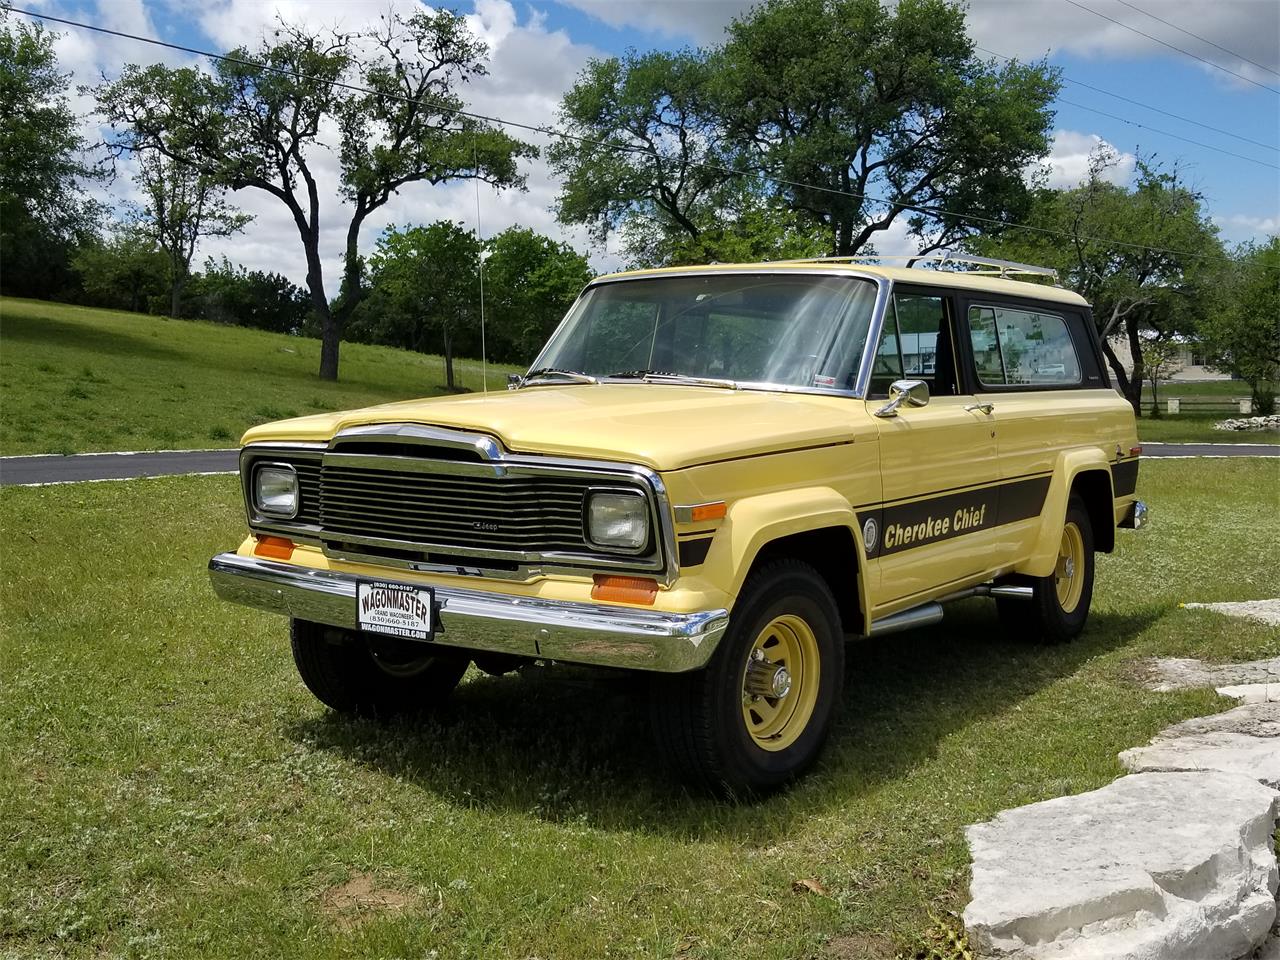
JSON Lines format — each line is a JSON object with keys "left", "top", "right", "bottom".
{"left": 1119, "top": 499, "right": 1149, "bottom": 530}
{"left": 208, "top": 553, "right": 728, "bottom": 673}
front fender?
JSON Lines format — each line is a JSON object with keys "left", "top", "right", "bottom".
{"left": 1020, "top": 449, "right": 1114, "bottom": 579}
{"left": 695, "top": 487, "right": 873, "bottom": 633}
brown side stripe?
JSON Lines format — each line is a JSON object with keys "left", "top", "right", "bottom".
{"left": 1113, "top": 459, "right": 1138, "bottom": 497}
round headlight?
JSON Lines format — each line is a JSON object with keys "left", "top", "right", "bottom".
{"left": 253, "top": 463, "right": 299, "bottom": 519}
{"left": 587, "top": 491, "right": 649, "bottom": 550}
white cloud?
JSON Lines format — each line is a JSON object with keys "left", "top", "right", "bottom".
{"left": 1213, "top": 212, "right": 1280, "bottom": 244}
{"left": 556, "top": 0, "right": 1279, "bottom": 92}
{"left": 965, "top": 0, "right": 1278, "bottom": 92}
{"left": 1033, "top": 130, "right": 1136, "bottom": 189}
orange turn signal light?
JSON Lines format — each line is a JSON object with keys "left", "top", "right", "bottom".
{"left": 1129, "top": 446, "right": 1142, "bottom": 456}
{"left": 591, "top": 574, "right": 658, "bottom": 605}
{"left": 689, "top": 501, "right": 727, "bottom": 523}
{"left": 254, "top": 535, "right": 295, "bottom": 560}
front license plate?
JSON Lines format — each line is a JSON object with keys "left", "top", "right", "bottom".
{"left": 356, "top": 580, "right": 434, "bottom": 641}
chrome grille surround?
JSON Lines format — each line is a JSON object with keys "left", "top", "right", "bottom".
{"left": 239, "top": 424, "right": 677, "bottom": 583}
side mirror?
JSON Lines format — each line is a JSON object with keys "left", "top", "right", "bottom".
{"left": 875, "top": 379, "right": 930, "bottom": 418}
{"left": 507, "top": 373, "right": 523, "bottom": 390}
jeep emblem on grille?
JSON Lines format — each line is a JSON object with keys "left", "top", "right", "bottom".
{"left": 473, "top": 521, "right": 500, "bottom": 532}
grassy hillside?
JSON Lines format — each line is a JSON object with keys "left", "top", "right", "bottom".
{"left": 1, "top": 297, "right": 1272, "bottom": 454}
{"left": 0, "top": 297, "right": 521, "bottom": 455}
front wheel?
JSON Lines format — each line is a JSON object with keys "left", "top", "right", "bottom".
{"left": 649, "top": 560, "right": 844, "bottom": 795}
{"left": 290, "top": 619, "right": 468, "bottom": 717}
{"left": 998, "top": 495, "right": 1095, "bottom": 645}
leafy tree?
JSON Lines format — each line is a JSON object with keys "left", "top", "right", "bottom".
{"left": 548, "top": 49, "right": 743, "bottom": 264}
{"left": 365, "top": 221, "right": 480, "bottom": 389}
{"left": 72, "top": 226, "right": 170, "bottom": 313}
{"left": 551, "top": 0, "right": 1059, "bottom": 263}
{"left": 132, "top": 154, "right": 250, "bottom": 318}
{"left": 622, "top": 199, "right": 830, "bottom": 268}
{"left": 96, "top": 10, "right": 534, "bottom": 381}
{"left": 1201, "top": 238, "right": 1280, "bottom": 414}
{"left": 0, "top": 12, "right": 101, "bottom": 299}
{"left": 973, "top": 150, "right": 1224, "bottom": 415}
{"left": 482, "top": 226, "right": 592, "bottom": 363}
{"left": 186, "top": 256, "right": 312, "bottom": 333}
{"left": 717, "top": 0, "right": 1059, "bottom": 256}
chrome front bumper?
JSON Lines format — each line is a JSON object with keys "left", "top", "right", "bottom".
{"left": 208, "top": 553, "right": 728, "bottom": 673}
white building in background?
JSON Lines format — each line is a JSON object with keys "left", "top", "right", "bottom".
{"left": 1105, "top": 334, "right": 1236, "bottom": 383}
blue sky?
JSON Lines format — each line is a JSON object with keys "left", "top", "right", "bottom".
{"left": 29, "top": 0, "right": 1280, "bottom": 282}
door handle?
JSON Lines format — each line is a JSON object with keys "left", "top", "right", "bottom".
{"left": 965, "top": 402, "right": 995, "bottom": 415}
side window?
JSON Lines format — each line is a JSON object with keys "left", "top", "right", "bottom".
{"left": 968, "top": 304, "right": 1082, "bottom": 387}
{"left": 869, "top": 292, "right": 958, "bottom": 397}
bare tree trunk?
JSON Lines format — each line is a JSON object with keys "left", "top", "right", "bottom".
{"left": 443, "top": 326, "right": 455, "bottom": 390}
{"left": 170, "top": 264, "right": 188, "bottom": 319}
{"left": 301, "top": 237, "right": 338, "bottom": 381}
{"left": 1100, "top": 338, "right": 1142, "bottom": 418}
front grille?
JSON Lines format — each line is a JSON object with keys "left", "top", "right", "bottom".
{"left": 242, "top": 438, "right": 660, "bottom": 574}
{"left": 318, "top": 463, "right": 596, "bottom": 552}
{"left": 294, "top": 460, "right": 322, "bottom": 526}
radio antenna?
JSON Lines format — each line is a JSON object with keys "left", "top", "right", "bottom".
{"left": 472, "top": 130, "right": 488, "bottom": 394}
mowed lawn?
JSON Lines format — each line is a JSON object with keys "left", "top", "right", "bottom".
{"left": 0, "top": 297, "right": 520, "bottom": 456}
{"left": 2, "top": 460, "right": 1277, "bottom": 959}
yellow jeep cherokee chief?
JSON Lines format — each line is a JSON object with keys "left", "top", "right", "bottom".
{"left": 209, "top": 255, "right": 1147, "bottom": 793}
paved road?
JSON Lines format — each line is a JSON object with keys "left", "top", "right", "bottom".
{"left": 0, "top": 449, "right": 238, "bottom": 486}
{"left": 1, "top": 441, "right": 1276, "bottom": 486}
{"left": 1140, "top": 442, "right": 1280, "bottom": 458}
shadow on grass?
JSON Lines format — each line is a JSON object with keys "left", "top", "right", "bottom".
{"left": 1, "top": 312, "right": 182, "bottom": 361}
{"left": 285, "top": 601, "right": 1158, "bottom": 840}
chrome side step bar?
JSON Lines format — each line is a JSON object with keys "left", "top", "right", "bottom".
{"left": 868, "top": 583, "right": 1033, "bottom": 637}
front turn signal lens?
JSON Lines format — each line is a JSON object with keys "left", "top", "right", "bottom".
{"left": 254, "top": 536, "right": 295, "bottom": 560}
{"left": 591, "top": 575, "right": 658, "bottom": 605}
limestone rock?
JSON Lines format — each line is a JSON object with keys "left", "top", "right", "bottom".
{"left": 964, "top": 771, "right": 1279, "bottom": 960}
{"left": 1144, "top": 656, "right": 1280, "bottom": 692}
{"left": 1219, "top": 684, "right": 1280, "bottom": 704}
{"left": 1119, "top": 702, "right": 1280, "bottom": 787}
{"left": 1184, "top": 600, "right": 1280, "bottom": 628}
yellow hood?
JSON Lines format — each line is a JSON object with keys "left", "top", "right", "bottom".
{"left": 241, "top": 384, "right": 874, "bottom": 471}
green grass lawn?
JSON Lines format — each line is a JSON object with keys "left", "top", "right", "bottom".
{"left": 2, "top": 460, "right": 1277, "bottom": 959}
{"left": 0, "top": 297, "right": 520, "bottom": 456}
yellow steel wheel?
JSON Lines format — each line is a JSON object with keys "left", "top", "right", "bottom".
{"left": 1055, "top": 521, "right": 1086, "bottom": 614}
{"left": 740, "top": 614, "right": 821, "bottom": 752}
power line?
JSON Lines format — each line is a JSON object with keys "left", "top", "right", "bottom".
{"left": 1049, "top": 95, "right": 1277, "bottom": 170}
{"left": 9, "top": 6, "right": 1237, "bottom": 264}
{"left": 976, "top": 44, "right": 1277, "bottom": 152}
{"left": 1112, "top": 0, "right": 1280, "bottom": 79}
{"left": 1062, "top": 0, "right": 1280, "bottom": 95}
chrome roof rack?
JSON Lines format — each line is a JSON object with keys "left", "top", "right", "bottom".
{"left": 775, "top": 251, "right": 1060, "bottom": 284}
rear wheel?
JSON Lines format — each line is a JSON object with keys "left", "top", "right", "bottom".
{"left": 998, "top": 495, "right": 1095, "bottom": 644}
{"left": 650, "top": 560, "right": 844, "bottom": 795}
{"left": 290, "top": 619, "right": 468, "bottom": 717}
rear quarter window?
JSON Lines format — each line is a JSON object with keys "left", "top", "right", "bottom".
{"left": 967, "top": 304, "right": 1082, "bottom": 387}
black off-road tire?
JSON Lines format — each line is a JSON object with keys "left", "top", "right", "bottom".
{"left": 649, "top": 560, "right": 845, "bottom": 796}
{"left": 290, "top": 619, "right": 468, "bottom": 717}
{"left": 997, "top": 495, "right": 1095, "bottom": 645}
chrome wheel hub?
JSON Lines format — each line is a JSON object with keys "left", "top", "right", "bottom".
{"left": 745, "top": 657, "right": 792, "bottom": 700}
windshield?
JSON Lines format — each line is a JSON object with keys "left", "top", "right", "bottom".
{"left": 529, "top": 273, "right": 879, "bottom": 392}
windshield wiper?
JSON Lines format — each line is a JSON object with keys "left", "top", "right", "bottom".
{"left": 606, "top": 369, "right": 740, "bottom": 390}
{"left": 518, "top": 367, "right": 599, "bottom": 388}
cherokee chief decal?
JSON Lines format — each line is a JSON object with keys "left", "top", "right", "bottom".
{"left": 858, "top": 475, "right": 1051, "bottom": 558}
